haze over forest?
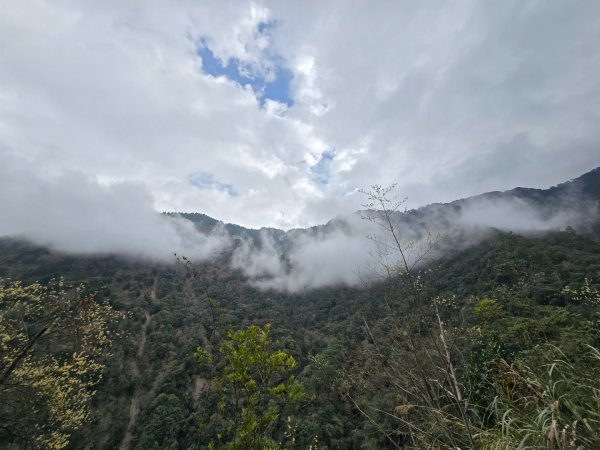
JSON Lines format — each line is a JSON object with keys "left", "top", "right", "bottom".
{"left": 2, "top": 167, "right": 599, "bottom": 292}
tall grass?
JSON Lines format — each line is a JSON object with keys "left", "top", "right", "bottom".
{"left": 479, "top": 345, "right": 600, "bottom": 449}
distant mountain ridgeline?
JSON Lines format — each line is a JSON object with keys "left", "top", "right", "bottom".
{"left": 1, "top": 167, "right": 599, "bottom": 291}
{"left": 170, "top": 166, "right": 600, "bottom": 243}
{"left": 156, "top": 167, "right": 600, "bottom": 291}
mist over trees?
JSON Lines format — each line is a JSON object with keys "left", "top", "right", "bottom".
{"left": 0, "top": 169, "right": 599, "bottom": 448}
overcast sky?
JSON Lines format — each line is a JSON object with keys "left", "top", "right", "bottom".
{"left": 1, "top": 0, "right": 599, "bottom": 231}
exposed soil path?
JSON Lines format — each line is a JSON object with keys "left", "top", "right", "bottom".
{"left": 137, "top": 311, "right": 151, "bottom": 358}
{"left": 119, "top": 396, "right": 139, "bottom": 450}
{"left": 192, "top": 376, "right": 209, "bottom": 408}
{"left": 119, "top": 275, "right": 157, "bottom": 450}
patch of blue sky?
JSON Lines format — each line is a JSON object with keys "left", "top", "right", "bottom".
{"left": 311, "top": 151, "right": 335, "bottom": 186}
{"left": 198, "top": 44, "right": 243, "bottom": 84}
{"left": 198, "top": 24, "right": 294, "bottom": 108}
{"left": 188, "top": 172, "right": 238, "bottom": 196}
{"left": 262, "top": 66, "right": 293, "bottom": 107}
{"left": 257, "top": 21, "right": 270, "bottom": 34}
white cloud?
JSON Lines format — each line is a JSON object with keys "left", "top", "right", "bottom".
{"left": 0, "top": 157, "right": 231, "bottom": 260}
{"left": 0, "top": 0, "right": 599, "bottom": 240}
{"left": 231, "top": 214, "right": 376, "bottom": 292}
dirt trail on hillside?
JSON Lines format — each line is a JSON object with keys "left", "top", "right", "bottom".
{"left": 120, "top": 396, "right": 139, "bottom": 450}
{"left": 119, "top": 275, "right": 157, "bottom": 450}
{"left": 192, "top": 376, "right": 208, "bottom": 408}
{"left": 137, "top": 311, "right": 151, "bottom": 357}
{"left": 150, "top": 275, "right": 158, "bottom": 301}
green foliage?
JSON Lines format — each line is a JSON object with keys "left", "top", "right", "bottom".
{"left": 133, "top": 394, "right": 188, "bottom": 450}
{"left": 197, "top": 324, "right": 303, "bottom": 449}
{"left": 1, "top": 227, "right": 600, "bottom": 449}
{"left": 473, "top": 297, "right": 504, "bottom": 321}
{"left": 479, "top": 345, "right": 600, "bottom": 449}
{"left": 0, "top": 278, "right": 123, "bottom": 449}
{"left": 562, "top": 277, "right": 600, "bottom": 306}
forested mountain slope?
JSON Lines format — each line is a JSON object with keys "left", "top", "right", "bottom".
{"left": 1, "top": 168, "right": 600, "bottom": 449}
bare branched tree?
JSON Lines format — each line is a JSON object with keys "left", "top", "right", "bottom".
{"left": 351, "top": 184, "right": 479, "bottom": 449}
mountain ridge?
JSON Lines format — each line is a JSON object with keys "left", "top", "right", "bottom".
{"left": 168, "top": 166, "right": 600, "bottom": 237}
{"left": 163, "top": 167, "right": 600, "bottom": 245}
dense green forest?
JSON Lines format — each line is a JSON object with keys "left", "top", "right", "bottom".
{"left": 1, "top": 222, "right": 599, "bottom": 448}
{"left": 1, "top": 169, "right": 600, "bottom": 449}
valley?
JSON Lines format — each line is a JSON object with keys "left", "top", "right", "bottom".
{"left": 1, "top": 169, "right": 600, "bottom": 448}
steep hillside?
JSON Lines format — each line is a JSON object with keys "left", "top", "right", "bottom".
{"left": 1, "top": 169, "right": 600, "bottom": 449}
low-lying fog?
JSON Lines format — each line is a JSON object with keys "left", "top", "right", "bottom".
{"left": 1, "top": 164, "right": 596, "bottom": 292}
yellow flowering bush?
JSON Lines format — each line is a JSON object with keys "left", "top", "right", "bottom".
{"left": 0, "top": 278, "right": 123, "bottom": 449}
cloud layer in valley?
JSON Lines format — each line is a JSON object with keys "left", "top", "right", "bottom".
{"left": 231, "top": 190, "right": 597, "bottom": 292}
